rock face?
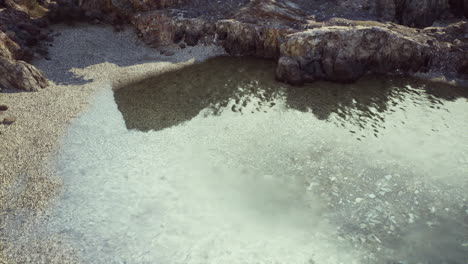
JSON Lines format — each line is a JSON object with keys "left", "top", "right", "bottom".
{"left": 0, "top": 47, "right": 48, "bottom": 91}
{"left": 0, "top": 0, "right": 49, "bottom": 91}
{"left": 277, "top": 26, "right": 431, "bottom": 84}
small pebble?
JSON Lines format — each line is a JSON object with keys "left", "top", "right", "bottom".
{"left": 179, "top": 43, "right": 186, "bottom": 49}
{"left": 0, "top": 105, "right": 8, "bottom": 111}
{"left": 2, "top": 117, "right": 16, "bottom": 125}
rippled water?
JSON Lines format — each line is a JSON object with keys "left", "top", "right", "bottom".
{"left": 47, "top": 57, "right": 468, "bottom": 263}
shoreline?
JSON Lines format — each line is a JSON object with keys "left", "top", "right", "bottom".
{"left": 0, "top": 23, "right": 225, "bottom": 263}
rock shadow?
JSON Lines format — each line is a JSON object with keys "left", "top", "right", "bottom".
{"left": 114, "top": 56, "right": 468, "bottom": 132}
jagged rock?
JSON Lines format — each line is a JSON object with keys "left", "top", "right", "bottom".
{"left": 2, "top": 0, "right": 48, "bottom": 18}
{"left": 132, "top": 0, "right": 300, "bottom": 57}
{"left": 216, "top": 20, "right": 295, "bottom": 58}
{"left": 0, "top": 3, "right": 50, "bottom": 61}
{"left": 278, "top": 26, "right": 431, "bottom": 83}
{"left": 132, "top": 11, "right": 178, "bottom": 45}
{"left": 0, "top": 31, "right": 21, "bottom": 59}
{"left": 0, "top": 0, "right": 50, "bottom": 92}
{"left": 0, "top": 56, "right": 48, "bottom": 91}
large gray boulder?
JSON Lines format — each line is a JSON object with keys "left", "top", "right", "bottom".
{"left": 277, "top": 26, "right": 431, "bottom": 83}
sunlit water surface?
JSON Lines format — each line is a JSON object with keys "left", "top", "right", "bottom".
{"left": 46, "top": 57, "right": 468, "bottom": 263}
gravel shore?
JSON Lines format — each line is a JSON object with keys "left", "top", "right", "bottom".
{"left": 0, "top": 24, "right": 225, "bottom": 263}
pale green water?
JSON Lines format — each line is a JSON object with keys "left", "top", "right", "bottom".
{"left": 47, "top": 57, "right": 468, "bottom": 263}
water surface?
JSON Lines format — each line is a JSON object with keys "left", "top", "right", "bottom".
{"left": 49, "top": 57, "right": 468, "bottom": 263}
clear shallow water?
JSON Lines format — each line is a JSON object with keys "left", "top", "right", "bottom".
{"left": 47, "top": 57, "right": 467, "bottom": 263}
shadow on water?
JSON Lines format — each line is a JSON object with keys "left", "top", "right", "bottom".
{"left": 114, "top": 56, "right": 468, "bottom": 132}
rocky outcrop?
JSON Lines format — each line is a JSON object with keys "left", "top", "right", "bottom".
{"left": 1, "top": 0, "right": 467, "bottom": 91}
{"left": 2, "top": 0, "right": 49, "bottom": 18}
{"left": 0, "top": 31, "right": 48, "bottom": 91}
{"left": 277, "top": 26, "right": 431, "bottom": 84}
{"left": 422, "top": 21, "right": 468, "bottom": 78}
{"left": 0, "top": 56, "right": 48, "bottom": 91}
{"left": 216, "top": 20, "right": 296, "bottom": 59}
{"left": 128, "top": 0, "right": 466, "bottom": 85}
{"left": 0, "top": 0, "right": 49, "bottom": 91}
{"left": 132, "top": 0, "right": 302, "bottom": 58}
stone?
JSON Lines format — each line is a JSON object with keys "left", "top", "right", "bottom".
{"left": 276, "top": 56, "right": 303, "bottom": 85}
{"left": 0, "top": 105, "right": 8, "bottom": 111}
{"left": 2, "top": 116, "right": 16, "bottom": 125}
{"left": 278, "top": 26, "right": 431, "bottom": 83}
{"left": 0, "top": 56, "right": 48, "bottom": 91}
